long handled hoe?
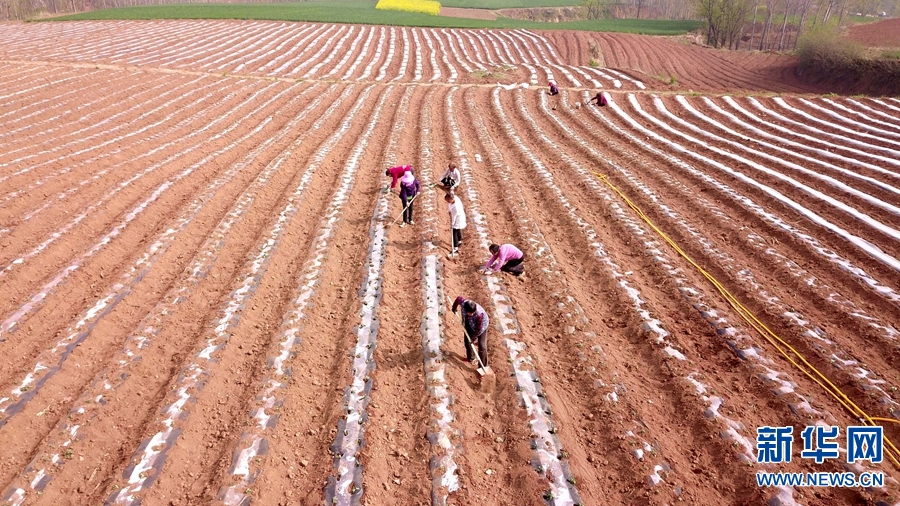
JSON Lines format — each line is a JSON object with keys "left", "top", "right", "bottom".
{"left": 389, "top": 193, "right": 418, "bottom": 226}
{"left": 446, "top": 297, "right": 495, "bottom": 390}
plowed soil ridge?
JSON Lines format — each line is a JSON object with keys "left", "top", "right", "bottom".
{"left": 552, "top": 92, "right": 900, "bottom": 418}
{"left": 518, "top": 89, "right": 862, "bottom": 502}
{"left": 0, "top": 82, "right": 339, "bottom": 503}
{"left": 0, "top": 19, "right": 835, "bottom": 93}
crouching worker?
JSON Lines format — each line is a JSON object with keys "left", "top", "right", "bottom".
{"left": 548, "top": 81, "right": 559, "bottom": 96}
{"left": 452, "top": 295, "right": 489, "bottom": 367}
{"left": 483, "top": 243, "right": 525, "bottom": 276}
{"left": 590, "top": 92, "right": 608, "bottom": 107}
{"left": 439, "top": 162, "right": 461, "bottom": 191}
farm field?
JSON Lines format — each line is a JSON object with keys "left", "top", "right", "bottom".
{"left": 45, "top": 3, "right": 703, "bottom": 35}
{"left": 1, "top": 19, "right": 900, "bottom": 506}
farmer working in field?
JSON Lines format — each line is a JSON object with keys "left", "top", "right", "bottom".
{"left": 452, "top": 295, "right": 490, "bottom": 367}
{"left": 547, "top": 81, "right": 559, "bottom": 96}
{"left": 385, "top": 164, "right": 412, "bottom": 190}
{"left": 590, "top": 92, "right": 608, "bottom": 107}
{"left": 445, "top": 192, "right": 466, "bottom": 257}
{"left": 398, "top": 170, "right": 420, "bottom": 227}
{"left": 438, "top": 162, "right": 461, "bottom": 191}
{"left": 483, "top": 243, "right": 525, "bottom": 277}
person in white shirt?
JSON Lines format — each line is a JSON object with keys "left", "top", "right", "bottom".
{"left": 439, "top": 162, "right": 461, "bottom": 191}
{"left": 445, "top": 193, "right": 466, "bottom": 256}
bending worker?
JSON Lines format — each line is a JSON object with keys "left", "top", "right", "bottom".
{"left": 452, "top": 295, "right": 490, "bottom": 367}
{"left": 385, "top": 164, "right": 412, "bottom": 190}
{"left": 398, "top": 170, "right": 420, "bottom": 227}
{"left": 483, "top": 243, "right": 525, "bottom": 277}
{"left": 548, "top": 81, "right": 559, "bottom": 96}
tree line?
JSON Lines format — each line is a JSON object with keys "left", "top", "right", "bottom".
{"left": 583, "top": 0, "right": 898, "bottom": 50}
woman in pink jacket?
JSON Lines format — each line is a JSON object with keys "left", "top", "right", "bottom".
{"left": 483, "top": 243, "right": 525, "bottom": 276}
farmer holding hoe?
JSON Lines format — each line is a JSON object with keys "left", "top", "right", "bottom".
{"left": 451, "top": 295, "right": 490, "bottom": 368}
{"left": 445, "top": 192, "right": 466, "bottom": 257}
{"left": 398, "top": 170, "right": 420, "bottom": 227}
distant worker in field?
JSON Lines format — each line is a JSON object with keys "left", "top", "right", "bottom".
{"left": 398, "top": 170, "right": 420, "bottom": 227}
{"left": 590, "top": 92, "right": 608, "bottom": 107}
{"left": 452, "top": 295, "right": 490, "bottom": 367}
{"left": 439, "top": 162, "right": 461, "bottom": 191}
{"left": 547, "top": 81, "right": 559, "bottom": 96}
{"left": 385, "top": 164, "right": 412, "bottom": 190}
{"left": 483, "top": 243, "right": 525, "bottom": 277}
{"left": 445, "top": 192, "right": 466, "bottom": 257}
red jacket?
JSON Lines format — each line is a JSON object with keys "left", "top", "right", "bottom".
{"left": 387, "top": 165, "right": 411, "bottom": 188}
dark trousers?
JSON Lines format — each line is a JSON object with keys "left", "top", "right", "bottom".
{"left": 452, "top": 228, "right": 462, "bottom": 249}
{"left": 401, "top": 195, "right": 415, "bottom": 223}
{"left": 501, "top": 254, "right": 525, "bottom": 276}
{"left": 464, "top": 328, "right": 488, "bottom": 367}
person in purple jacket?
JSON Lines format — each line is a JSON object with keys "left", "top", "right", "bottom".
{"left": 398, "top": 170, "right": 420, "bottom": 227}
{"left": 483, "top": 243, "right": 525, "bottom": 276}
{"left": 452, "top": 295, "right": 490, "bottom": 367}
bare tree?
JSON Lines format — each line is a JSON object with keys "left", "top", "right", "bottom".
{"left": 698, "top": 0, "right": 755, "bottom": 48}
{"left": 747, "top": 2, "right": 758, "bottom": 50}
{"left": 793, "top": 0, "right": 816, "bottom": 47}
{"left": 777, "top": 0, "right": 791, "bottom": 49}
{"left": 583, "top": 0, "right": 606, "bottom": 19}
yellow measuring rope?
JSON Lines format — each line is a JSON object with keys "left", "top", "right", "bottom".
{"left": 592, "top": 172, "right": 900, "bottom": 471}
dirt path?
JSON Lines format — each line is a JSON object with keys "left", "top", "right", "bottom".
{"left": 440, "top": 7, "right": 498, "bottom": 20}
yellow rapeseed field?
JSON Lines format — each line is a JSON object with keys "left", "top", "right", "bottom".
{"left": 375, "top": 0, "right": 441, "bottom": 16}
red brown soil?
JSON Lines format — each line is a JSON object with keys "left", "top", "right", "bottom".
{"left": 845, "top": 17, "right": 900, "bottom": 48}
{"left": 0, "top": 19, "right": 899, "bottom": 506}
{"left": 544, "top": 29, "right": 815, "bottom": 93}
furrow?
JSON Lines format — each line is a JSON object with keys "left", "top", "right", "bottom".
{"left": 446, "top": 87, "right": 582, "bottom": 506}
{"left": 103, "top": 84, "right": 380, "bottom": 505}
{"left": 0, "top": 82, "right": 314, "bottom": 430}
{"left": 0, "top": 82, "right": 342, "bottom": 506}
{"left": 550, "top": 89, "right": 900, "bottom": 442}
{"left": 323, "top": 85, "right": 399, "bottom": 506}
{"left": 0, "top": 81, "right": 289, "bottom": 343}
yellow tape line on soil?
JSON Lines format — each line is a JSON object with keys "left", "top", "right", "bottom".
{"left": 592, "top": 172, "right": 900, "bottom": 472}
